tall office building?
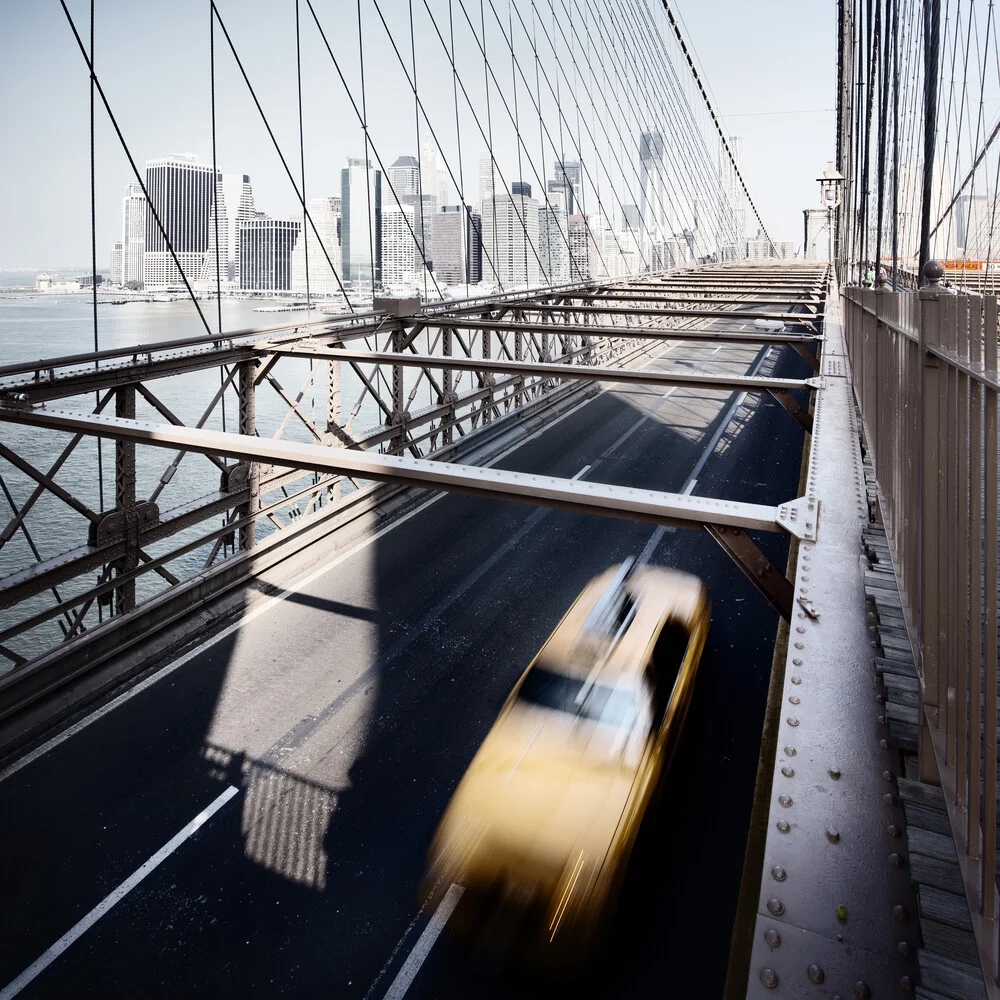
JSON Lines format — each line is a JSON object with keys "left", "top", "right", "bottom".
{"left": 433, "top": 205, "right": 485, "bottom": 286}
{"left": 291, "top": 196, "right": 342, "bottom": 295}
{"left": 121, "top": 181, "right": 146, "bottom": 285}
{"left": 110, "top": 243, "right": 123, "bottom": 285}
{"left": 549, "top": 161, "right": 582, "bottom": 215}
{"left": 639, "top": 132, "right": 668, "bottom": 245}
{"left": 539, "top": 191, "right": 570, "bottom": 285}
{"left": 381, "top": 204, "right": 417, "bottom": 285}
{"left": 143, "top": 155, "right": 219, "bottom": 289}
{"left": 341, "top": 158, "right": 382, "bottom": 285}
{"left": 481, "top": 185, "right": 540, "bottom": 288}
{"left": 478, "top": 152, "right": 498, "bottom": 210}
{"left": 568, "top": 215, "right": 593, "bottom": 281}
{"left": 199, "top": 174, "right": 229, "bottom": 288}
{"left": 239, "top": 217, "right": 300, "bottom": 291}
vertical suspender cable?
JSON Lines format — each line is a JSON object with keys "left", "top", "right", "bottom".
{"left": 877, "top": 0, "right": 891, "bottom": 272}
{"left": 919, "top": 0, "right": 942, "bottom": 278}
{"left": 209, "top": 5, "right": 226, "bottom": 439}
{"left": 90, "top": 0, "right": 104, "bottom": 621}
{"left": 893, "top": 0, "right": 900, "bottom": 284}
{"left": 295, "top": 0, "right": 310, "bottom": 308}
{"left": 357, "top": 0, "right": 376, "bottom": 295}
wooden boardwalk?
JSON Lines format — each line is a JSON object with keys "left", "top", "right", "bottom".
{"left": 862, "top": 456, "right": 987, "bottom": 1000}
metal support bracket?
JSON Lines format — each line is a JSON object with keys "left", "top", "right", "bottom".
{"left": 768, "top": 389, "right": 814, "bottom": 433}
{"left": 705, "top": 524, "right": 794, "bottom": 620}
{"left": 220, "top": 461, "right": 252, "bottom": 494}
{"left": 790, "top": 341, "right": 822, "bottom": 372}
{"left": 88, "top": 500, "right": 160, "bottom": 547}
{"left": 776, "top": 496, "right": 819, "bottom": 540}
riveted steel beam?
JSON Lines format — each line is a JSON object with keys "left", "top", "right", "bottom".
{"left": 259, "top": 345, "right": 822, "bottom": 395}
{"left": 430, "top": 317, "right": 821, "bottom": 346}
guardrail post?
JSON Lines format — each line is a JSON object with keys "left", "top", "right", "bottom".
{"left": 239, "top": 360, "right": 259, "bottom": 551}
{"left": 917, "top": 261, "right": 943, "bottom": 784}
{"left": 482, "top": 320, "right": 493, "bottom": 425}
{"left": 113, "top": 385, "right": 137, "bottom": 614}
{"left": 326, "top": 353, "right": 342, "bottom": 505}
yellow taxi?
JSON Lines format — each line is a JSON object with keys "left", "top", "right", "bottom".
{"left": 421, "top": 559, "right": 711, "bottom": 956}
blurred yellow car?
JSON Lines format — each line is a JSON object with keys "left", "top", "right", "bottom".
{"left": 422, "top": 559, "right": 710, "bottom": 956}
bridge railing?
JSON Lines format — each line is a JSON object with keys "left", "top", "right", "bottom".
{"left": 843, "top": 270, "right": 1000, "bottom": 989}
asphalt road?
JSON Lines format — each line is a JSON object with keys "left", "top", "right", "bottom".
{"left": 0, "top": 329, "right": 811, "bottom": 999}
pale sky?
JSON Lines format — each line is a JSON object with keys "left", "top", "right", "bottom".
{"left": 0, "top": 0, "right": 836, "bottom": 270}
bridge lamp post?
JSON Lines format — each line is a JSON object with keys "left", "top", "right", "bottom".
{"left": 817, "top": 161, "right": 844, "bottom": 275}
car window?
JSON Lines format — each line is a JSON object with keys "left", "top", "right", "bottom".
{"left": 650, "top": 620, "right": 692, "bottom": 724}
{"left": 517, "top": 666, "right": 639, "bottom": 729}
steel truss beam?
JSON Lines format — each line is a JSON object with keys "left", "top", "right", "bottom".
{"left": 0, "top": 403, "right": 819, "bottom": 619}
{"left": 261, "top": 346, "right": 820, "bottom": 429}
{"left": 513, "top": 303, "right": 816, "bottom": 323}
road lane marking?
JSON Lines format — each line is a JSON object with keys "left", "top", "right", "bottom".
{"left": 0, "top": 785, "right": 239, "bottom": 999}
{"left": 380, "top": 884, "right": 465, "bottom": 1000}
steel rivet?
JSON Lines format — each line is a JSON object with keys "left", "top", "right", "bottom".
{"left": 807, "top": 964, "right": 825, "bottom": 984}
{"left": 853, "top": 981, "right": 871, "bottom": 1000}
{"left": 882, "top": 770, "right": 895, "bottom": 783}
{"left": 900, "top": 975, "right": 915, "bottom": 996}
{"left": 883, "top": 792, "right": 897, "bottom": 806}
{"left": 893, "top": 904, "right": 909, "bottom": 921}
{"left": 795, "top": 626, "right": 806, "bottom": 634}
{"left": 797, "top": 612, "right": 806, "bottom": 619}
{"left": 771, "top": 865, "right": 786, "bottom": 882}
{"left": 827, "top": 827, "right": 840, "bottom": 843}
{"left": 787, "top": 717, "right": 799, "bottom": 727}
{"left": 764, "top": 928, "right": 781, "bottom": 948}
{"left": 781, "top": 765, "right": 794, "bottom": 778}
{"left": 877, "top": 714, "right": 886, "bottom": 725}
{"left": 889, "top": 852, "right": 905, "bottom": 868}
{"left": 778, "top": 794, "right": 793, "bottom": 808}
{"left": 879, "top": 738, "right": 891, "bottom": 749}
{"left": 896, "top": 941, "right": 910, "bottom": 957}
{"left": 794, "top": 642, "right": 805, "bottom": 649}
{"left": 792, "top": 658, "right": 803, "bottom": 666}
{"left": 802, "top": 575, "right": 810, "bottom": 581}
{"left": 767, "top": 898, "right": 785, "bottom": 916}
{"left": 837, "top": 904, "right": 848, "bottom": 923}
{"left": 784, "top": 746, "right": 797, "bottom": 757}
{"left": 791, "top": 675, "right": 802, "bottom": 684}
{"left": 777, "top": 819, "right": 790, "bottom": 833}
{"left": 829, "top": 765, "right": 841, "bottom": 779}
{"left": 759, "top": 967, "right": 778, "bottom": 989}
{"left": 789, "top": 695, "right": 800, "bottom": 705}
{"left": 875, "top": 693, "right": 885, "bottom": 704}
{"left": 888, "top": 824, "right": 903, "bottom": 838}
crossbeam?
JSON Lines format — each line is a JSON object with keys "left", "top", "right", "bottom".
{"left": 259, "top": 345, "right": 821, "bottom": 394}
{"left": 512, "top": 303, "right": 816, "bottom": 323}
{"left": 0, "top": 403, "right": 819, "bottom": 618}
{"left": 431, "top": 316, "right": 821, "bottom": 346}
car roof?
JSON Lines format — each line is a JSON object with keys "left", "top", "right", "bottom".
{"left": 536, "top": 564, "right": 707, "bottom": 686}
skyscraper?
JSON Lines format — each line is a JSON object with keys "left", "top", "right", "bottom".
{"left": 433, "top": 205, "right": 483, "bottom": 286}
{"left": 110, "top": 242, "right": 123, "bottom": 285}
{"left": 639, "top": 133, "right": 668, "bottom": 244}
{"left": 341, "top": 158, "right": 382, "bottom": 285}
{"left": 143, "top": 155, "right": 219, "bottom": 289}
{"left": 481, "top": 184, "right": 540, "bottom": 288}
{"left": 549, "top": 161, "right": 582, "bottom": 215}
{"left": 239, "top": 217, "right": 300, "bottom": 291}
{"left": 380, "top": 204, "right": 417, "bottom": 285}
{"left": 539, "top": 191, "right": 569, "bottom": 285}
{"left": 121, "top": 181, "right": 146, "bottom": 286}
{"left": 291, "top": 197, "right": 342, "bottom": 295}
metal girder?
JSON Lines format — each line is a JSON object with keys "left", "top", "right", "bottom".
{"left": 430, "top": 316, "right": 821, "bottom": 346}
{"left": 704, "top": 524, "right": 795, "bottom": 619}
{"left": 766, "top": 389, "right": 814, "bottom": 432}
{"left": 259, "top": 345, "right": 822, "bottom": 394}
{"left": 0, "top": 402, "right": 818, "bottom": 541}
{"left": 511, "top": 303, "right": 817, "bottom": 323}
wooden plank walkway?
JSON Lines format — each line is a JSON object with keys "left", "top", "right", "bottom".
{"left": 862, "top": 455, "right": 987, "bottom": 1000}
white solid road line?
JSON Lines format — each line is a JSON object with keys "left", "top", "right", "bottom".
{"left": 381, "top": 884, "right": 465, "bottom": 1000}
{"left": 0, "top": 785, "right": 239, "bottom": 1000}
